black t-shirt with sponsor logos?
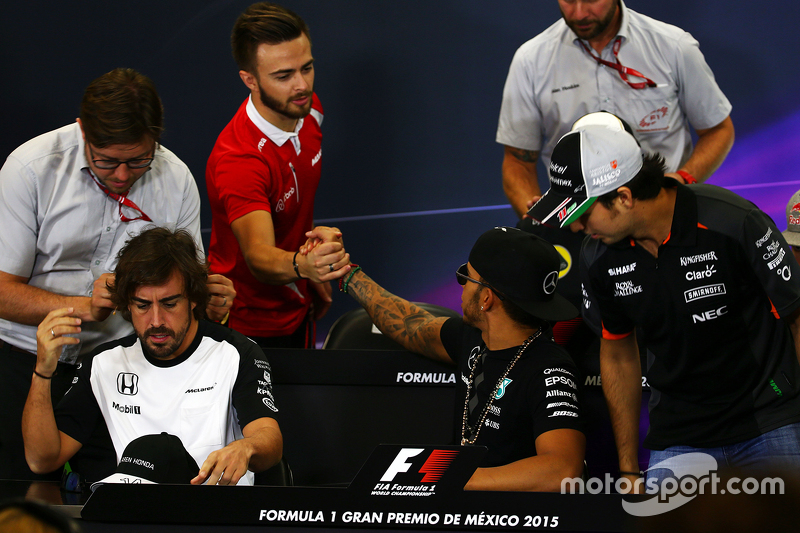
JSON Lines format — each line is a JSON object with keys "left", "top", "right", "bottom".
{"left": 439, "top": 317, "right": 584, "bottom": 468}
{"left": 54, "top": 320, "right": 278, "bottom": 485}
{"left": 581, "top": 182, "right": 800, "bottom": 450}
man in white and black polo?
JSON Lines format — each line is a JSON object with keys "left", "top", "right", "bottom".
{"left": 22, "top": 227, "right": 282, "bottom": 485}
{"left": 529, "top": 116, "right": 800, "bottom": 489}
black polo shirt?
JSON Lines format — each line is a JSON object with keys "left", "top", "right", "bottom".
{"left": 581, "top": 182, "right": 800, "bottom": 450}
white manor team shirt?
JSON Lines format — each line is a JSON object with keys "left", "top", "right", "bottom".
{"left": 55, "top": 321, "right": 279, "bottom": 486}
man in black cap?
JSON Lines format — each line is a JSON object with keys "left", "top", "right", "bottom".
{"left": 528, "top": 118, "right": 800, "bottom": 490}
{"left": 338, "top": 227, "right": 585, "bottom": 491}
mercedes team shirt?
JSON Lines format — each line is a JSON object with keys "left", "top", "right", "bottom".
{"left": 440, "top": 318, "right": 584, "bottom": 467}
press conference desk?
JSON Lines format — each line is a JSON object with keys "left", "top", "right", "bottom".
{"left": 1, "top": 479, "right": 636, "bottom": 533}
{"left": 0, "top": 348, "right": 646, "bottom": 532}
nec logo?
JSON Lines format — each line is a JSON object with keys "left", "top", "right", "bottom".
{"left": 380, "top": 448, "right": 459, "bottom": 483}
{"left": 117, "top": 373, "right": 139, "bottom": 395}
{"left": 692, "top": 306, "right": 728, "bottom": 324}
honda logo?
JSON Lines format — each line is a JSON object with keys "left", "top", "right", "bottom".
{"left": 117, "top": 373, "right": 139, "bottom": 395}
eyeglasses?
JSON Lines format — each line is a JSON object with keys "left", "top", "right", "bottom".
{"left": 88, "top": 144, "right": 154, "bottom": 170}
{"left": 455, "top": 263, "right": 505, "bottom": 300}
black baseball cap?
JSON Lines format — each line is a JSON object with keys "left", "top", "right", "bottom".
{"left": 468, "top": 227, "right": 577, "bottom": 321}
{"left": 90, "top": 433, "right": 199, "bottom": 491}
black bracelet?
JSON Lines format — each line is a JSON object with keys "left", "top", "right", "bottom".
{"left": 619, "top": 470, "right": 644, "bottom": 477}
{"left": 33, "top": 368, "right": 56, "bottom": 380}
{"left": 293, "top": 251, "right": 304, "bottom": 279}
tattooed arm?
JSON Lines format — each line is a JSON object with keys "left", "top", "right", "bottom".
{"left": 346, "top": 270, "right": 453, "bottom": 364}
{"left": 502, "top": 145, "right": 540, "bottom": 219}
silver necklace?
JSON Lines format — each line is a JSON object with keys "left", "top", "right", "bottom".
{"left": 460, "top": 328, "right": 544, "bottom": 445}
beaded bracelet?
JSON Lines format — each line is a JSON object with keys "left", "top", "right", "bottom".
{"left": 293, "top": 251, "right": 304, "bottom": 279}
{"left": 339, "top": 265, "right": 361, "bottom": 293}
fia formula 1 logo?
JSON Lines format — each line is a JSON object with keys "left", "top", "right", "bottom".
{"left": 380, "top": 448, "right": 459, "bottom": 484}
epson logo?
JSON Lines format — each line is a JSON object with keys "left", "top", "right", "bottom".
{"left": 692, "top": 306, "right": 728, "bottom": 324}
{"left": 112, "top": 402, "right": 141, "bottom": 415}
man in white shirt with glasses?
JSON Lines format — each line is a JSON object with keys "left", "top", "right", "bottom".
{"left": 0, "top": 68, "right": 234, "bottom": 481}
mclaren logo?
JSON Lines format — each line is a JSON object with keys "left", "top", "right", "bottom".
{"left": 117, "top": 373, "right": 139, "bottom": 396}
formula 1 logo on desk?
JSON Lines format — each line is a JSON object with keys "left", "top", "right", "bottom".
{"left": 371, "top": 448, "right": 459, "bottom": 496}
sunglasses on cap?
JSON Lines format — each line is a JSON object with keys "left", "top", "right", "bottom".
{"left": 455, "top": 263, "right": 505, "bottom": 300}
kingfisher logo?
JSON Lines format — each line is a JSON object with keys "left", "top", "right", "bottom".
{"left": 117, "top": 373, "right": 139, "bottom": 395}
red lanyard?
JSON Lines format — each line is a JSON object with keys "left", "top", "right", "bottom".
{"left": 88, "top": 171, "right": 152, "bottom": 222}
{"left": 579, "top": 37, "right": 657, "bottom": 89}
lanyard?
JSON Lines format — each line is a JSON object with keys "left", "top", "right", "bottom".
{"left": 579, "top": 37, "right": 657, "bottom": 89}
{"left": 88, "top": 171, "right": 152, "bottom": 222}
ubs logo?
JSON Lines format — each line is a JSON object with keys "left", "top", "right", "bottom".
{"left": 117, "top": 373, "right": 139, "bottom": 396}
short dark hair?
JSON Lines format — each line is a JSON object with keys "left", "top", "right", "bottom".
{"left": 109, "top": 227, "right": 208, "bottom": 322}
{"left": 475, "top": 274, "right": 545, "bottom": 330}
{"left": 597, "top": 153, "right": 669, "bottom": 207}
{"left": 80, "top": 68, "right": 164, "bottom": 147}
{"left": 231, "top": 2, "right": 311, "bottom": 74}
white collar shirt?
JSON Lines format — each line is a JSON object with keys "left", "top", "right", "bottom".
{"left": 0, "top": 122, "right": 202, "bottom": 362}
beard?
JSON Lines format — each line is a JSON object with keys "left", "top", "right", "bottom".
{"left": 138, "top": 321, "right": 189, "bottom": 360}
{"left": 562, "top": 1, "right": 618, "bottom": 41}
{"left": 461, "top": 289, "right": 483, "bottom": 328}
{"left": 259, "top": 85, "right": 313, "bottom": 121}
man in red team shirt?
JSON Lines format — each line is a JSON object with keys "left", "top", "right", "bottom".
{"left": 206, "top": 2, "right": 350, "bottom": 349}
